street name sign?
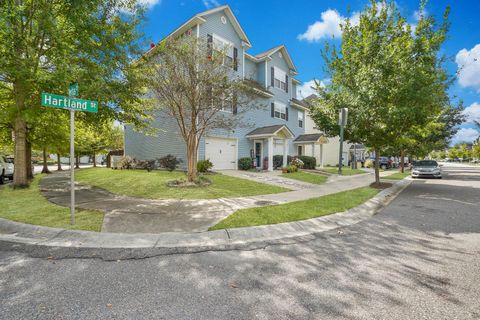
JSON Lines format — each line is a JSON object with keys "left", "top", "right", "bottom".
{"left": 42, "top": 93, "right": 98, "bottom": 113}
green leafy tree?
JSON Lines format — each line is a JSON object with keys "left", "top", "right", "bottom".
{"left": 309, "top": 0, "right": 451, "bottom": 183}
{"left": 0, "top": 0, "right": 153, "bottom": 187}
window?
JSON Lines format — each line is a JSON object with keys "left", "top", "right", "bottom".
{"left": 213, "top": 34, "right": 234, "bottom": 66}
{"left": 274, "top": 102, "right": 286, "bottom": 120}
{"left": 274, "top": 67, "right": 287, "bottom": 91}
{"left": 220, "top": 94, "right": 235, "bottom": 113}
{"left": 298, "top": 110, "right": 304, "bottom": 128}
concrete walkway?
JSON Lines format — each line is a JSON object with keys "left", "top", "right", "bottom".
{"left": 39, "top": 170, "right": 382, "bottom": 233}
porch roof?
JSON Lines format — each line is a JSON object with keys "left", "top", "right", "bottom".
{"left": 293, "top": 133, "right": 328, "bottom": 144}
{"left": 245, "top": 125, "right": 294, "bottom": 139}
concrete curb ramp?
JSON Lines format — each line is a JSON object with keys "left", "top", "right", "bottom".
{"left": 0, "top": 180, "right": 411, "bottom": 260}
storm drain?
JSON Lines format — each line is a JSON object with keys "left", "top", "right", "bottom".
{"left": 254, "top": 200, "right": 275, "bottom": 206}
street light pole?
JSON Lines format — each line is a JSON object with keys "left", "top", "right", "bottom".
{"left": 70, "top": 109, "right": 75, "bottom": 225}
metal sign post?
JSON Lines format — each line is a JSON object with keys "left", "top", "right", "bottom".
{"left": 338, "top": 108, "right": 348, "bottom": 175}
{"left": 41, "top": 84, "right": 97, "bottom": 225}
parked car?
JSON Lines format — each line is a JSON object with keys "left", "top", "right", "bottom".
{"left": 0, "top": 155, "right": 14, "bottom": 184}
{"left": 411, "top": 160, "right": 442, "bottom": 179}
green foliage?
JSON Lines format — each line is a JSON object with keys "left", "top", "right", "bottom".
{"left": 286, "top": 165, "right": 298, "bottom": 173}
{"left": 297, "top": 156, "right": 316, "bottom": 169}
{"left": 158, "top": 154, "right": 182, "bottom": 172}
{"left": 238, "top": 157, "right": 253, "bottom": 170}
{"left": 197, "top": 159, "right": 214, "bottom": 173}
{"left": 273, "top": 155, "right": 293, "bottom": 169}
{"left": 309, "top": 0, "right": 452, "bottom": 183}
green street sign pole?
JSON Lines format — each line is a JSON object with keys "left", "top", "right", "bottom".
{"left": 41, "top": 84, "right": 98, "bottom": 225}
{"left": 69, "top": 87, "right": 75, "bottom": 225}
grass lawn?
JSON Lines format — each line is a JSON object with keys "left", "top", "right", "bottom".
{"left": 320, "top": 166, "right": 367, "bottom": 176}
{"left": 0, "top": 175, "right": 104, "bottom": 231}
{"left": 209, "top": 187, "right": 379, "bottom": 230}
{"left": 383, "top": 171, "right": 411, "bottom": 180}
{"left": 281, "top": 171, "right": 328, "bottom": 185}
{"left": 75, "top": 168, "right": 289, "bottom": 199}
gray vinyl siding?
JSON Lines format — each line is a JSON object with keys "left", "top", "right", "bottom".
{"left": 198, "top": 11, "right": 243, "bottom": 79}
{"left": 256, "top": 61, "right": 266, "bottom": 87}
{"left": 292, "top": 83, "right": 297, "bottom": 99}
{"left": 244, "top": 58, "right": 257, "bottom": 80}
{"left": 124, "top": 110, "right": 187, "bottom": 165}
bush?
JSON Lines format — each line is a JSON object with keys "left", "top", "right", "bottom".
{"left": 238, "top": 157, "right": 253, "bottom": 170}
{"left": 365, "top": 159, "right": 374, "bottom": 168}
{"left": 137, "top": 159, "right": 158, "bottom": 172}
{"left": 290, "top": 158, "right": 304, "bottom": 169}
{"left": 197, "top": 159, "right": 213, "bottom": 173}
{"left": 297, "top": 156, "right": 316, "bottom": 169}
{"left": 158, "top": 154, "right": 182, "bottom": 172}
{"left": 118, "top": 156, "right": 137, "bottom": 169}
{"left": 286, "top": 164, "right": 298, "bottom": 173}
{"left": 273, "top": 155, "right": 293, "bottom": 169}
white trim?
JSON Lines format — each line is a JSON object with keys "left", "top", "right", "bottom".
{"left": 264, "top": 60, "right": 268, "bottom": 88}
{"left": 242, "top": 46, "right": 245, "bottom": 79}
{"left": 196, "top": 23, "right": 200, "bottom": 38}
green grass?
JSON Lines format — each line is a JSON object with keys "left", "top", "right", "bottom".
{"left": 383, "top": 170, "right": 411, "bottom": 180}
{"left": 209, "top": 187, "right": 379, "bottom": 230}
{"left": 320, "top": 166, "right": 367, "bottom": 176}
{"left": 75, "top": 168, "right": 289, "bottom": 199}
{"left": 281, "top": 171, "right": 328, "bottom": 185}
{"left": 0, "top": 175, "right": 104, "bottom": 231}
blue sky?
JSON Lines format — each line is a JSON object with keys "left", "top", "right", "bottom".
{"left": 139, "top": 0, "right": 480, "bottom": 144}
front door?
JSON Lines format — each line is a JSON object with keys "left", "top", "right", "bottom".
{"left": 298, "top": 145, "right": 303, "bottom": 156}
{"left": 254, "top": 141, "right": 263, "bottom": 168}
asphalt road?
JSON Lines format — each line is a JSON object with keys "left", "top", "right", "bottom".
{"left": 1, "top": 164, "right": 479, "bottom": 319}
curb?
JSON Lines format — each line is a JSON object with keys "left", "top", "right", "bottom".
{"left": 0, "top": 179, "right": 411, "bottom": 260}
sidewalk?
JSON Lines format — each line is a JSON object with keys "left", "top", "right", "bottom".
{"left": 0, "top": 179, "right": 411, "bottom": 260}
{"left": 39, "top": 170, "right": 381, "bottom": 233}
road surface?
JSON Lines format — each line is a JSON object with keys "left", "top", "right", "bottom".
{"left": 1, "top": 164, "right": 479, "bottom": 319}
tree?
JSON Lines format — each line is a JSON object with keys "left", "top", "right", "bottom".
{"left": 0, "top": 0, "right": 153, "bottom": 187}
{"left": 309, "top": 0, "right": 451, "bottom": 183}
{"left": 147, "top": 36, "right": 259, "bottom": 182}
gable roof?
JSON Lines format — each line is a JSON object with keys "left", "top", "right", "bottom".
{"left": 294, "top": 133, "right": 328, "bottom": 144}
{"left": 254, "top": 45, "right": 297, "bottom": 74}
{"left": 246, "top": 125, "right": 295, "bottom": 138}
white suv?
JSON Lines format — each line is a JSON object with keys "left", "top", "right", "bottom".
{"left": 0, "top": 155, "right": 14, "bottom": 184}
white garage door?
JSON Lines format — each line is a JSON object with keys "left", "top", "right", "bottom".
{"left": 205, "top": 137, "right": 237, "bottom": 170}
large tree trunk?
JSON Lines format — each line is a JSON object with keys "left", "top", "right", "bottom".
{"left": 41, "top": 147, "right": 51, "bottom": 174}
{"left": 13, "top": 116, "right": 28, "bottom": 187}
{"left": 26, "top": 138, "right": 33, "bottom": 179}
{"left": 374, "top": 150, "right": 380, "bottom": 185}
{"left": 93, "top": 151, "right": 97, "bottom": 167}
{"left": 186, "top": 136, "right": 198, "bottom": 182}
{"left": 400, "top": 149, "right": 405, "bottom": 173}
{"left": 57, "top": 153, "right": 63, "bottom": 171}
{"left": 75, "top": 154, "right": 80, "bottom": 169}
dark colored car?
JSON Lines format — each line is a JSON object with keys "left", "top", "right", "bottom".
{"left": 412, "top": 160, "right": 442, "bottom": 179}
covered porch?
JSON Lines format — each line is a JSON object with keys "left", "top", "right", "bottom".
{"left": 245, "top": 125, "right": 295, "bottom": 171}
{"left": 294, "top": 133, "right": 329, "bottom": 168}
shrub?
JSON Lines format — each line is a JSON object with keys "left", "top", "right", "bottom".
{"left": 158, "top": 154, "right": 182, "bottom": 172}
{"left": 297, "top": 156, "right": 316, "bottom": 169}
{"left": 118, "top": 156, "right": 137, "bottom": 169}
{"left": 197, "top": 159, "right": 213, "bottom": 173}
{"left": 286, "top": 164, "right": 298, "bottom": 173}
{"left": 273, "top": 155, "right": 293, "bottom": 169}
{"left": 365, "top": 159, "right": 374, "bottom": 168}
{"left": 238, "top": 157, "right": 253, "bottom": 170}
{"left": 290, "top": 158, "right": 304, "bottom": 169}
{"left": 137, "top": 159, "right": 158, "bottom": 172}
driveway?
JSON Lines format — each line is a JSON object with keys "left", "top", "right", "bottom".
{"left": 1, "top": 164, "right": 479, "bottom": 319}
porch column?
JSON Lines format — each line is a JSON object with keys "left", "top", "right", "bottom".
{"left": 283, "top": 139, "right": 288, "bottom": 168}
{"left": 268, "top": 137, "right": 274, "bottom": 171}
{"left": 320, "top": 144, "right": 324, "bottom": 168}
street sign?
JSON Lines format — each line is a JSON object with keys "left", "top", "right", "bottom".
{"left": 68, "top": 83, "right": 79, "bottom": 97}
{"left": 42, "top": 93, "right": 98, "bottom": 113}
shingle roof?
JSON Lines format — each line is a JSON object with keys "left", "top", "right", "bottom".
{"left": 294, "top": 134, "right": 324, "bottom": 143}
{"left": 246, "top": 125, "right": 294, "bottom": 137}
{"left": 255, "top": 45, "right": 284, "bottom": 59}
{"left": 242, "top": 79, "right": 273, "bottom": 97}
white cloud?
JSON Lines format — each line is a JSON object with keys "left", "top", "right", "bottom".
{"left": 456, "top": 44, "right": 480, "bottom": 92}
{"left": 452, "top": 128, "right": 480, "bottom": 144}
{"left": 462, "top": 102, "right": 480, "bottom": 124}
{"left": 296, "top": 79, "right": 327, "bottom": 99}
{"left": 202, "top": 0, "right": 219, "bottom": 9}
{"left": 298, "top": 9, "right": 359, "bottom": 42}
{"left": 413, "top": 9, "right": 427, "bottom": 21}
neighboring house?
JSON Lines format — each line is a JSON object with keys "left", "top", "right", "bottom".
{"left": 301, "top": 95, "right": 351, "bottom": 167}
{"left": 125, "top": 5, "right": 314, "bottom": 171}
